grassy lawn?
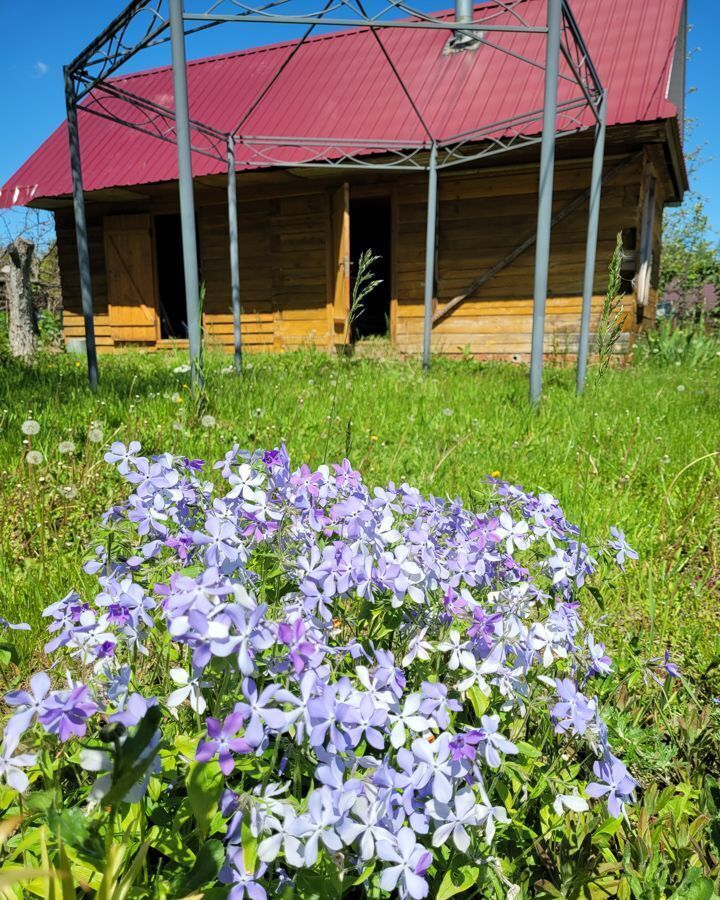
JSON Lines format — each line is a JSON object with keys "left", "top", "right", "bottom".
{"left": 2, "top": 345, "right": 718, "bottom": 683}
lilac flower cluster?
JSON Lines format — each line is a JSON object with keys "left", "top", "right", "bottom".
{"left": 1, "top": 442, "right": 641, "bottom": 898}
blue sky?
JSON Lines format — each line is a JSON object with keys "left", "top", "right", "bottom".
{"left": 1, "top": 0, "right": 718, "bottom": 232}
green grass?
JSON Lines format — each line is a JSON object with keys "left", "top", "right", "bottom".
{"left": 1, "top": 346, "right": 719, "bottom": 684}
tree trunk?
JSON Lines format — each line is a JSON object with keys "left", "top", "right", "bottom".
{"left": 7, "top": 237, "right": 39, "bottom": 362}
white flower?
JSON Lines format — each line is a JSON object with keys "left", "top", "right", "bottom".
{"left": 474, "top": 786, "right": 508, "bottom": 844}
{"left": 553, "top": 791, "right": 589, "bottom": 815}
{"left": 166, "top": 667, "right": 208, "bottom": 714}
{"left": 401, "top": 628, "right": 434, "bottom": 667}
{"left": 0, "top": 734, "right": 37, "bottom": 793}
{"left": 21, "top": 419, "right": 40, "bottom": 436}
{"left": 437, "top": 630, "right": 467, "bottom": 670}
{"left": 388, "top": 694, "right": 431, "bottom": 748}
{"left": 173, "top": 364, "right": 191, "bottom": 374}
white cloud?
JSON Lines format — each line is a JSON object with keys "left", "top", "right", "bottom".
{"left": 33, "top": 61, "right": 49, "bottom": 78}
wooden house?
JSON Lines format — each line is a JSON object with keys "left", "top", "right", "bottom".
{"left": 0, "top": 0, "right": 688, "bottom": 360}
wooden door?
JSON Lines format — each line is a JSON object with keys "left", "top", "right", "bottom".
{"left": 104, "top": 214, "right": 158, "bottom": 343}
{"left": 330, "top": 183, "right": 350, "bottom": 343}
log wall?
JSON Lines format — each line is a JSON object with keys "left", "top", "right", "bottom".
{"left": 56, "top": 147, "right": 666, "bottom": 359}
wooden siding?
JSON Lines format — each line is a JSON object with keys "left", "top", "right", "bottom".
{"left": 394, "top": 154, "right": 649, "bottom": 360}
{"left": 56, "top": 146, "right": 667, "bottom": 360}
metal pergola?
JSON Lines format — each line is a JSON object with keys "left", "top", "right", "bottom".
{"left": 63, "top": 0, "right": 606, "bottom": 402}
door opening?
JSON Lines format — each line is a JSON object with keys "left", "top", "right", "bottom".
{"left": 349, "top": 196, "right": 392, "bottom": 340}
{"left": 155, "top": 214, "right": 187, "bottom": 339}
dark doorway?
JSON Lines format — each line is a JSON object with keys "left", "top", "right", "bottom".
{"left": 154, "top": 214, "right": 187, "bottom": 339}
{"left": 349, "top": 196, "right": 392, "bottom": 340}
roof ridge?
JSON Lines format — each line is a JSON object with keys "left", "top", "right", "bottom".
{"left": 110, "top": 0, "right": 529, "bottom": 84}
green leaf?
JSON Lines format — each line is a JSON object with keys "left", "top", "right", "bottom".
{"left": 668, "top": 869, "right": 714, "bottom": 900}
{"left": 466, "top": 685, "right": 489, "bottom": 719}
{"left": 437, "top": 864, "right": 481, "bottom": 900}
{"left": 102, "top": 706, "right": 162, "bottom": 809}
{"left": 47, "top": 808, "right": 91, "bottom": 850}
{"left": 147, "top": 825, "right": 196, "bottom": 867}
{"left": 172, "top": 839, "right": 224, "bottom": 895}
{"left": 186, "top": 760, "right": 224, "bottom": 840}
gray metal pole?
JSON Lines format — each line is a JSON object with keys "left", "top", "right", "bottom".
{"left": 576, "top": 93, "right": 607, "bottom": 394}
{"left": 226, "top": 136, "right": 242, "bottom": 372}
{"left": 529, "top": 0, "right": 562, "bottom": 405}
{"left": 63, "top": 66, "right": 99, "bottom": 391}
{"left": 169, "top": 0, "right": 202, "bottom": 389}
{"left": 422, "top": 143, "right": 439, "bottom": 370}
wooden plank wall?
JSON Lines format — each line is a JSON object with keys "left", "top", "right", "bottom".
{"left": 55, "top": 152, "right": 662, "bottom": 360}
{"left": 395, "top": 155, "right": 647, "bottom": 360}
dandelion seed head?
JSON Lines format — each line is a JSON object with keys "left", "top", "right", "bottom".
{"left": 58, "top": 441, "right": 76, "bottom": 455}
{"left": 88, "top": 428, "right": 104, "bottom": 444}
{"left": 26, "top": 450, "right": 44, "bottom": 465}
{"left": 21, "top": 419, "right": 40, "bottom": 436}
{"left": 201, "top": 415, "right": 217, "bottom": 429}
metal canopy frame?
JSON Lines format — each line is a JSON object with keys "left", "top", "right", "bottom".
{"left": 63, "top": 0, "right": 605, "bottom": 400}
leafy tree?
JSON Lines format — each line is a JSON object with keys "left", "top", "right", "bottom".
{"left": 659, "top": 195, "right": 720, "bottom": 300}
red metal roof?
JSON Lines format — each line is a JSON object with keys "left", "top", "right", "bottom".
{"left": 0, "top": 0, "right": 684, "bottom": 208}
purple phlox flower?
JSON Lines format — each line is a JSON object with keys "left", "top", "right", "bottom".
{"left": 39, "top": 683, "right": 98, "bottom": 741}
{"left": 4, "top": 671, "right": 51, "bottom": 737}
{"left": 183, "top": 457, "right": 205, "bottom": 472}
{"left": 43, "top": 591, "right": 89, "bottom": 634}
{"left": 127, "top": 493, "right": 169, "bottom": 537}
{"left": 0, "top": 733, "right": 37, "bottom": 793}
{"left": 0, "top": 616, "right": 30, "bottom": 632}
{"left": 427, "top": 789, "right": 477, "bottom": 851}
{"left": 476, "top": 714, "right": 518, "bottom": 769}
{"left": 448, "top": 729, "right": 483, "bottom": 763}
{"left": 104, "top": 440, "right": 142, "bottom": 475}
{"left": 411, "top": 733, "right": 455, "bottom": 803}
{"left": 196, "top": 709, "right": 251, "bottom": 775}
{"left": 467, "top": 607, "right": 502, "bottom": 648}
{"left": 290, "top": 464, "right": 329, "bottom": 502}
{"left": 372, "top": 649, "right": 407, "bottom": 699}
{"left": 219, "top": 846, "right": 268, "bottom": 900}
{"left": 585, "top": 754, "right": 637, "bottom": 817}
{"left": 236, "top": 678, "right": 295, "bottom": 747}
{"left": 166, "top": 666, "right": 209, "bottom": 714}
{"left": 376, "top": 826, "right": 432, "bottom": 900}
{"left": 342, "top": 693, "right": 388, "bottom": 750}
{"left": 468, "top": 515, "right": 502, "bottom": 551}
{"left": 164, "top": 531, "right": 196, "bottom": 562}
{"left": 332, "top": 458, "right": 362, "bottom": 492}
{"left": 547, "top": 548, "right": 579, "bottom": 589}
{"left": 608, "top": 526, "right": 638, "bottom": 571}
{"left": 586, "top": 634, "right": 612, "bottom": 678}
{"left": 474, "top": 784, "right": 509, "bottom": 843}
{"left": 377, "top": 546, "right": 425, "bottom": 605}
{"left": 225, "top": 602, "right": 273, "bottom": 676}
{"left": 277, "top": 617, "right": 317, "bottom": 675}
{"left": 109, "top": 693, "right": 158, "bottom": 728}
{"left": 496, "top": 510, "right": 530, "bottom": 554}
{"left": 315, "top": 750, "right": 361, "bottom": 807}
{"left": 193, "top": 515, "right": 243, "bottom": 569}
{"left": 308, "top": 681, "right": 352, "bottom": 751}
{"left": 389, "top": 693, "right": 431, "bottom": 748}
{"left": 551, "top": 679, "right": 597, "bottom": 737}
{"left": 647, "top": 649, "right": 681, "bottom": 683}
{"left": 437, "top": 630, "right": 468, "bottom": 671}
{"left": 286, "top": 786, "right": 343, "bottom": 867}
{"left": 401, "top": 628, "right": 434, "bottom": 667}
{"left": 418, "top": 681, "right": 460, "bottom": 730}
